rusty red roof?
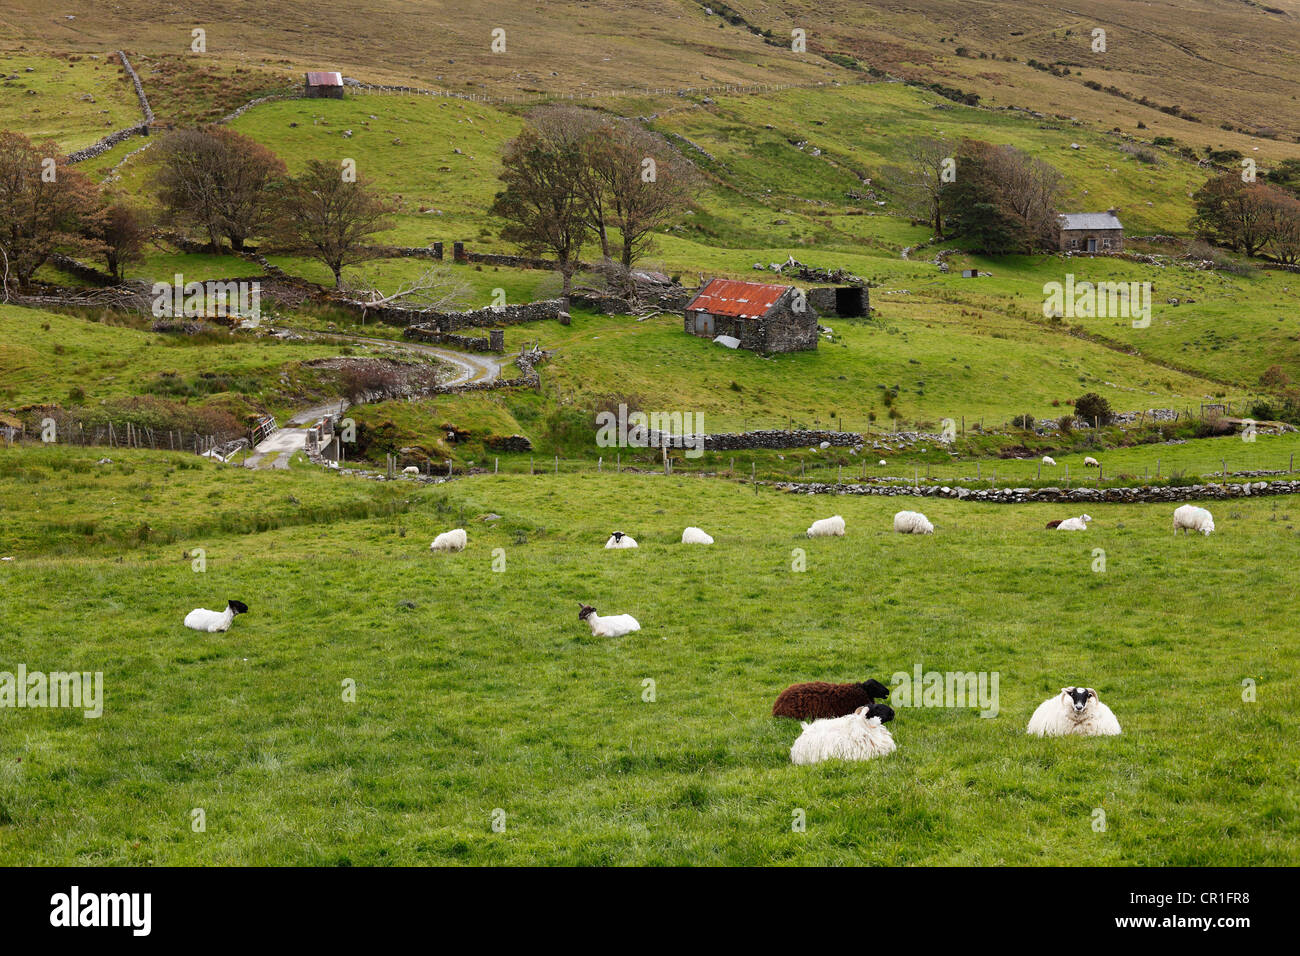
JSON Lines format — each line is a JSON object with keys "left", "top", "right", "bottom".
{"left": 685, "top": 278, "right": 789, "bottom": 319}
{"left": 305, "top": 71, "right": 343, "bottom": 86}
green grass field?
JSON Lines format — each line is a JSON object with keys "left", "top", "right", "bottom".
{"left": 0, "top": 446, "right": 1296, "bottom": 864}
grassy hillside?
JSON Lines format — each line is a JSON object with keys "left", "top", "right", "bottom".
{"left": 0, "top": 51, "right": 141, "bottom": 151}
{"left": 1, "top": 447, "right": 1295, "bottom": 864}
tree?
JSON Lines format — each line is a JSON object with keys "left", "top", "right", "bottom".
{"left": 274, "top": 160, "right": 394, "bottom": 289}
{"left": 90, "top": 200, "right": 150, "bottom": 281}
{"left": 941, "top": 139, "right": 1063, "bottom": 253}
{"left": 1263, "top": 190, "right": 1300, "bottom": 266}
{"left": 585, "top": 121, "right": 694, "bottom": 275}
{"left": 879, "top": 136, "right": 953, "bottom": 238}
{"left": 154, "top": 127, "right": 286, "bottom": 252}
{"left": 1074, "top": 392, "right": 1114, "bottom": 426}
{"left": 491, "top": 125, "right": 591, "bottom": 299}
{"left": 1190, "top": 174, "right": 1275, "bottom": 257}
{"left": 0, "top": 131, "right": 103, "bottom": 290}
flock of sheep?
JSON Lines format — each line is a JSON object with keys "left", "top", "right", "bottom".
{"left": 181, "top": 493, "right": 1210, "bottom": 767}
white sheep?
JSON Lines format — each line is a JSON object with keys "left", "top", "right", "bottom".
{"left": 893, "top": 510, "right": 934, "bottom": 534}
{"left": 806, "top": 515, "right": 845, "bottom": 538}
{"left": 184, "top": 599, "right": 249, "bottom": 633}
{"left": 790, "top": 704, "right": 897, "bottom": 765}
{"left": 878, "top": 459, "right": 887, "bottom": 466}
{"left": 1056, "top": 513, "right": 1092, "bottom": 531}
{"left": 1042, "top": 455, "right": 1057, "bottom": 466}
{"left": 1084, "top": 456, "right": 1100, "bottom": 468}
{"left": 1173, "top": 504, "right": 1214, "bottom": 535}
{"left": 1026, "top": 687, "right": 1121, "bottom": 737}
{"left": 402, "top": 465, "right": 419, "bottom": 475}
{"left": 604, "top": 531, "right": 638, "bottom": 549}
{"left": 430, "top": 528, "right": 467, "bottom": 552}
{"left": 681, "top": 527, "right": 714, "bottom": 544}
{"left": 578, "top": 603, "right": 641, "bottom": 638}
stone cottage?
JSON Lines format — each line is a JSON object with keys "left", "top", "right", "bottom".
{"left": 1058, "top": 210, "right": 1124, "bottom": 253}
{"left": 683, "top": 278, "right": 818, "bottom": 352}
{"left": 304, "top": 71, "right": 345, "bottom": 99}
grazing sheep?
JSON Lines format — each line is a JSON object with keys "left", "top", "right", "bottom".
{"left": 1084, "top": 456, "right": 1100, "bottom": 468}
{"left": 1042, "top": 455, "right": 1057, "bottom": 466}
{"left": 1056, "top": 513, "right": 1092, "bottom": 531}
{"left": 604, "top": 531, "right": 638, "bottom": 549}
{"left": 1173, "top": 504, "right": 1215, "bottom": 536}
{"left": 681, "top": 526, "right": 714, "bottom": 544}
{"left": 772, "top": 679, "right": 891, "bottom": 720}
{"left": 402, "top": 465, "right": 419, "bottom": 475}
{"left": 431, "top": 528, "right": 468, "bottom": 552}
{"left": 578, "top": 603, "right": 640, "bottom": 638}
{"left": 893, "top": 510, "right": 934, "bottom": 534}
{"left": 790, "top": 705, "right": 897, "bottom": 765}
{"left": 806, "top": 515, "right": 845, "bottom": 538}
{"left": 1026, "top": 687, "right": 1121, "bottom": 737}
{"left": 184, "top": 599, "right": 249, "bottom": 633}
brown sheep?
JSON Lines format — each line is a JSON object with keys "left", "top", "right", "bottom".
{"left": 772, "top": 678, "right": 891, "bottom": 720}
{"left": 1045, "top": 519, "right": 1064, "bottom": 529}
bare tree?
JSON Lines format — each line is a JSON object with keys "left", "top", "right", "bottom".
{"left": 154, "top": 127, "right": 285, "bottom": 252}
{"left": 490, "top": 125, "right": 591, "bottom": 299}
{"left": 342, "top": 264, "right": 473, "bottom": 320}
{"left": 275, "top": 160, "right": 395, "bottom": 288}
{"left": 879, "top": 136, "right": 953, "bottom": 238}
{"left": 90, "top": 200, "right": 151, "bottom": 281}
{"left": 0, "top": 131, "right": 103, "bottom": 288}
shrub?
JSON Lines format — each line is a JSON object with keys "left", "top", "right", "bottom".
{"left": 1057, "top": 414, "right": 1075, "bottom": 434}
{"left": 1010, "top": 413, "right": 1035, "bottom": 429}
{"left": 1074, "top": 392, "right": 1114, "bottom": 426}
{"left": 1260, "top": 365, "right": 1293, "bottom": 389}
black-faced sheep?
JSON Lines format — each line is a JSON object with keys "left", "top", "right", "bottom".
{"left": 772, "top": 679, "right": 891, "bottom": 719}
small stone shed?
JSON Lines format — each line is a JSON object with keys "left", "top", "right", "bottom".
{"left": 304, "top": 71, "right": 345, "bottom": 99}
{"left": 1058, "top": 210, "right": 1124, "bottom": 253}
{"left": 683, "top": 278, "right": 818, "bottom": 352}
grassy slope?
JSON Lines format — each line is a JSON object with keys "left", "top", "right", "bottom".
{"left": 0, "top": 52, "right": 141, "bottom": 151}
{"left": 0, "top": 447, "right": 1295, "bottom": 864}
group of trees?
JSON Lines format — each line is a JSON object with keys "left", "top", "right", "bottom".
{"left": 490, "top": 107, "right": 696, "bottom": 297}
{"left": 1190, "top": 173, "right": 1300, "bottom": 265}
{"left": 0, "top": 125, "right": 395, "bottom": 295}
{"left": 882, "top": 136, "right": 1065, "bottom": 254}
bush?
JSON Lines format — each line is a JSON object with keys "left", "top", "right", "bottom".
{"left": 1010, "top": 413, "right": 1035, "bottom": 429}
{"left": 1074, "top": 392, "right": 1114, "bottom": 426}
{"left": 1057, "top": 414, "right": 1075, "bottom": 434}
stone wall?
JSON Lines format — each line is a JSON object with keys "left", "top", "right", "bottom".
{"left": 403, "top": 327, "right": 496, "bottom": 352}
{"left": 649, "top": 429, "right": 861, "bottom": 451}
{"left": 773, "top": 479, "right": 1300, "bottom": 503}
{"left": 337, "top": 297, "right": 563, "bottom": 329}
{"left": 67, "top": 52, "right": 153, "bottom": 165}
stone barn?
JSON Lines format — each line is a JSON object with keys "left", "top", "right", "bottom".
{"left": 683, "top": 278, "right": 818, "bottom": 352}
{"left": 1058, "top": 210, "right": 1124, "bottom": 253}
{"left": 304, "top": 71, "right": 345, "bottom": 99}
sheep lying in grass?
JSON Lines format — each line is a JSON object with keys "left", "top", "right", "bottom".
{"left": 1173, "top": 504, "right": 1215, "bottom": 535}
{"left": 790, "top": 704, "right": 896, "bottom": 765}
{"left": 893, "top": 510, "right": 934, "bottom": 534}
{"left": 604, "top": 531, "right": 638, "bottom": 548}
{"left": 184, "top": 600, "right": 249, "bottom": 633}
{"left": 772, "top": 678, "right": 891, "bottom": 720}
{"left": 431, "top": 528, "right": 467, "bottom": 552}
{"left": 1027, "top": 687, "right": 1121, "bottom": 737}
{"left": 1042, "top": 455, "right": 1057, "bottom": 466}
{"left": 1055, "top": 513, "right": 1092, "bottom": 531}
{"left": 878, "top": 459, "right": 887, "bottom": 466}
{"left": 578, "top": 603, "right": 640, "bottom": 637}
{"left": 681, "top": 527, "right": 714, "bottom": 544}
{"left": 402, "top": 466, "right": 419, "bottom": 476}
{"left": 806, "top": 515, "right": 845, "bottom": 537}
{"left": 1084, "top": 456, "right": 1100, "bottom": 468}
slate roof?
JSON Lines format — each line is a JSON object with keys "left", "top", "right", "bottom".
{"left": 1059, "top": 212, "right": 1123, "bottom": 231}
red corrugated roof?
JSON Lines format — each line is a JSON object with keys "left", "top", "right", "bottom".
{"left": 306, "top": 71, "right": 343, "bottom": 86}
{"left": 686, "top": 278, "right": 789, "bottom": 319}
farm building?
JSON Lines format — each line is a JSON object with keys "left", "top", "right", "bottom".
{"left": 1058, "top": 210, "right": 1124, "bottom": 253}
{"left": 304, "top": 71, "right": 345, "bottom": 99}
{"left": 683, "top": 278, "right": 818, "bottom": 352}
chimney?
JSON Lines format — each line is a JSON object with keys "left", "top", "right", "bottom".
{"left": 1106, "top": 208, "right": 1118, "bottom": 217}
